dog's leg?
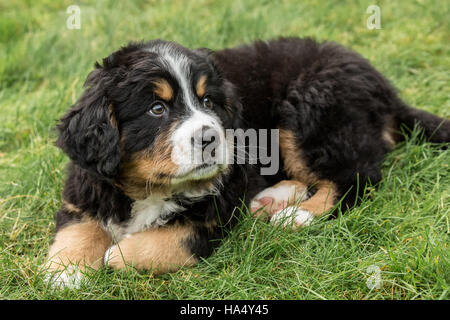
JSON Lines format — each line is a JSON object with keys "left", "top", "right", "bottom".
{"left": 250, "top": 127, "right": 339, "bottom": 228}
{"left": 45, "top": 218, "right": 111, "bottom": 288}
{"left": 104, "top": 223, "right": 198, "bottom": 273}
{"left": 251, "top": 180, "right": 337, "bottom": 228}
{"left": 271, "top": 180, "right": 337, "bottom": 227}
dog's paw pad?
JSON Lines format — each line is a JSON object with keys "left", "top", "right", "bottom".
{"left": 270, "top": 206, "right": 314, "bottom": 228}
{"left": 250, "top": 196, "right": 280, "bottom": 215}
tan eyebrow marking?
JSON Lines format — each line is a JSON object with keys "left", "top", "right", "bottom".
{"left": 196, "top": 75, "right": 207, "bottom": 97}
{"left": 152, "top": 79, "right": 173, "bottom": 101}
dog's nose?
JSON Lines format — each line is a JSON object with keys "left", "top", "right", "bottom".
{"left": 191, "top": 125, "right": 218, "bottom": 151}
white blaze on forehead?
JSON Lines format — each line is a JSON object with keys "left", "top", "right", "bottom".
{"left": 145, "top": 44, "right": 197, "bottom": 111}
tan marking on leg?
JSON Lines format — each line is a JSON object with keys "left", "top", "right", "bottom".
{"left": 279, "top": 129, "right": 316, "bottom": 184}
{"left": 196, "top": 75, "right": 207, "bottom": 97}
{"left": 277, "top": 129, "right": 338, "bottom": 222}
{"left": 106, "top": 224, "right": 197, "bottom": 274}
{"left": 62, "top": 200, "right": 82, "bottom": 214}
{"left": 299, "top": 180, "right": 337, "bottom": 216}
{"left": 46, "top": 218, "right": 111, "bottom": 272}
{"left": 152, "top": 79, "right": 173, "bottom": 101}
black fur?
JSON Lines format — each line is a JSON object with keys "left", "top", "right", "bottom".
{"left": 212, "top": 38, "right": 449, "bottom": 208}
{"left": 53, "top": 37, "right": 450, "bottom": 262}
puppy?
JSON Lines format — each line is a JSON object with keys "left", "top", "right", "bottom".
{"left": 45, "top": 37, "right": 450, "bottom": 287}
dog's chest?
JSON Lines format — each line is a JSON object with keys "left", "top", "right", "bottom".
{"left": 107, "top": 196, "right": 184, "bottom": 241}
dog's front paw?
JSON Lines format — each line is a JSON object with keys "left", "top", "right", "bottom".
{"left": 45, "top": 265, "right": 84, "bottom": 289}
{"left": 270, "top": 206, "right": 315, "bottom": 228}
{"left": 250, "top": 180, "right": 309, "bottom": 218}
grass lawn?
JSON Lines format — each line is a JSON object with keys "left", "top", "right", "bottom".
{"left": 0, "top": 0, "right": 449, "bottom": 300}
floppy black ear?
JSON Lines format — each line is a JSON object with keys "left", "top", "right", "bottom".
{"left": 56, "top": 67, "right": 120, "bottom": 180}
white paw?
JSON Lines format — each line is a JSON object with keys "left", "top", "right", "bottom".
{"left": 270, "top": 206, "right": 315, "bottom": 227}
{"left": 45, "top": 266, "right": 83, "bottom": 289}
{"left": 104, "top": 245, "right": 117, "bottom": 266}
{"left": 250, "top": 181, "right": 309, "bottom": 215}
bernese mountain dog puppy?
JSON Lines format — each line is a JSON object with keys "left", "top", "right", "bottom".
{"left": 45, "top": 37, "right": 450, "bottom": 287}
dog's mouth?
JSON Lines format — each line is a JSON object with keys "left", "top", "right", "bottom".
{"left": 171, "top": 162, "right": 227, "bottom": 184}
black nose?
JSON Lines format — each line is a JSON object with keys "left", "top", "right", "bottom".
{"left": 191, "top": 125, "right": 219, "bottom": 151}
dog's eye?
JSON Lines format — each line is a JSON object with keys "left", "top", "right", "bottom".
{"left": 202, "top": 96, "right": 214, "bottom": 109}
{"left": 148, "top": 102, "right": 166, "bottom": 116}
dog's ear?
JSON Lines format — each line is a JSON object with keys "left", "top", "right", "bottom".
{"left": 56, "top": 65, "right": 120, "bottom": 180}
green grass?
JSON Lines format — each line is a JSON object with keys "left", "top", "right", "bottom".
{"left": 0, "top": 0, "right": 449, "bottom": 300}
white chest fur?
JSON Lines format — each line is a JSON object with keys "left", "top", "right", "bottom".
{"left": 107, "top": 195, "right": 184, "bottom": 241}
